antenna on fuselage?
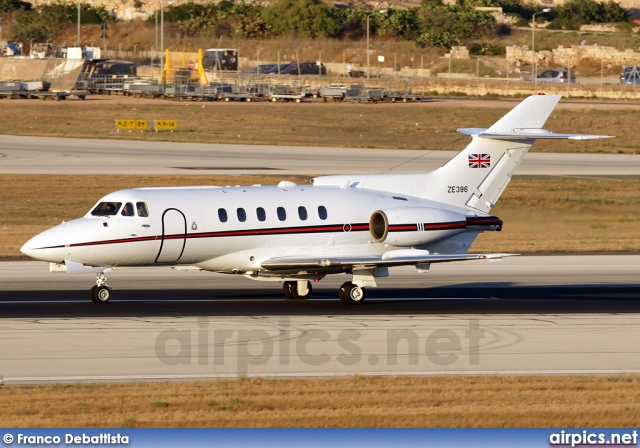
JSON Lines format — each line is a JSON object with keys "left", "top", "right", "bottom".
{"left": 377, "top": 137, "right": 464, "bottom": 175}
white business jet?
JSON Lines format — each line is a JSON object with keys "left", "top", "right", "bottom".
{"left": 21, "top": 94, "right": 611, "bottom": 304}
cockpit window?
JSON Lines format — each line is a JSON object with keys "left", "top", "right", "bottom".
{"left": 121, "top": 203, "right": 134, "bottom": 217}
{"left": 136, "top": 202, "right": 149, "bottom": 217}
{"left": 91, "top": 202, "right": 121, "bottom": 216}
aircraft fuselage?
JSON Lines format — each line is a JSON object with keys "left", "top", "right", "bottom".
{"left": 22, "top": 183, "right": 495, "bottom": 275}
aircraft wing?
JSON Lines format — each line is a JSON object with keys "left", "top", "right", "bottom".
{"left": 260, "top": 250, "right": 516, "bottom": 272}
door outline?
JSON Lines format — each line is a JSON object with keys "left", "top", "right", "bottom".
{"left": 155, "top": 208, "right": 187, "bottom": 264}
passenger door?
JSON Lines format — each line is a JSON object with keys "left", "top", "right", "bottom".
{"left": 155, "top": 208, "right": 187, "bottom": 264}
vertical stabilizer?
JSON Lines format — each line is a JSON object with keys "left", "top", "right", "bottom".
{"left": 420, "top": 95, "right": 562, "bottom": 213}
{"left": 312, "top": 95, "right": 611, "bottom": 214}
{"left": 486, "top": 94, "right": 561, "bottom": 132}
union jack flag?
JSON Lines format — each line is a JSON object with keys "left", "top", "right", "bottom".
{"left": 469, "top": 153, "right": 491, "bottom": 168}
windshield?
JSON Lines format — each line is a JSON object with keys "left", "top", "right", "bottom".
{"left": 91, "top": 202, "right": 122, "bottom": 216}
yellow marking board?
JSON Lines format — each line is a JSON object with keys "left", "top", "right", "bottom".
{"left": 154, "top": 120, "right": 177, "bottom": 131}
{"left": 115, "top": 119, "right": 136, "bottom": 130}
{"left": 115, "top": 119, "right": 147, "bottom": 132}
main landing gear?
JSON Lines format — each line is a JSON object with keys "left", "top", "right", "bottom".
{"left": 90, "top": 272, "right": 112, "bottom": 304}
{"left": 282, "top": 280, "right": 367, "bottom": 304}
{"left": 339, "top": 282, "right": 366, "bottom": 305}
{"left": 283, "top": 281, "right": 312, "bottom": 300}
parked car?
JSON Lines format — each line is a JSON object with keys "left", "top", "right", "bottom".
{"left": 621, "top": 72, "right": 640, "bottom": 84}
{"left": 264, "top": 62, "right": 327, "bottom": 76}
{"left": 620, "top": 66, "right": 640, "bottom": 84}
{"left": 242, "top": 64, "right": 278, "bottom": 74}
{"left": 536, "top": 69, "right": 576, "bottom": 83}
{"left": 264, "top": 63, "right": 295, "bottom": 75}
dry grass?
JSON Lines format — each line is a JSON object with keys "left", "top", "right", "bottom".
{"left": 3, "top": 175, "right": 639, "bottom": 258}
{"left": 0, "top": 98, "right": 638, "bottom": 154}
{"left": 1, "top": 375, "right": 640, "bottom": 427}
{"left": 473, "top": 177, "right": 640, "bottom": 253}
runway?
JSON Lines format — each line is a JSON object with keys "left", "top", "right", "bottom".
{"left": 1, "top": 256, "right": 639, "bottom": 384}
{"left": 1, "top": 134, "right": 640, "bottom": 176}
{"left": 2, "top": 130, "right": 640, "bottom": 384}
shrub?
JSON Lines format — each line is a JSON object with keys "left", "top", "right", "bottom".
{"left": 0, "top": 0, "right": 30, "bottom": 14}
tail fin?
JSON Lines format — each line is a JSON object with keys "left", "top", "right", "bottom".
{"left": 312, "top": 94, "right": 612, "bottom": 213}
{"left": 422, "top": 94, "right": 611, "bottom": 213}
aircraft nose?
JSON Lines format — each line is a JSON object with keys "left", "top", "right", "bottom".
{"left": 20, "top": 225, "right": 69, "bottom": 263}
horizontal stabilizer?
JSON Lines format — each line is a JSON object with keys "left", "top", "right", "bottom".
{"left": 457, "top": 128, "right": 613, "bottom": 140}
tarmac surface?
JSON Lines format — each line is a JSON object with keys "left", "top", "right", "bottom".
{"left": 2, "top": 130, "right": 639, "bottom": 384}
{"left": 1, "top": 256, "right": 638, "bottom": 383}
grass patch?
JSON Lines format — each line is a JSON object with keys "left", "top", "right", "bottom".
{"left": 151, "top": 400, "right": 170, "bottom": 408}
{"left": 3, "top": 175, "right": 639, "bottom": 257}
{"left": 473, "top": 177, "right": 640, "bottom": 253}
{"left": 0, "top": 98, "right": 637, "bottom": 154}
{"left": 1, "top": 375, "right": 640, "bottom": 427}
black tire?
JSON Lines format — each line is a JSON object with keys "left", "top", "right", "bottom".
{"left": 283, "top": 281, "right": 312, "bottom": 300}
{"left": 293, "top": 282, "right": 312, "bottom": 300}
{"left": 94, "top": 285, "right": 111, "bottom": 304}
{"left": 90, "top": 285, "right": 99, "bottom": 303}
{"left": 283, "top": 281, "right": 295, "bottom": 300}
{"left": 339, "top": 282, "right": 366, "bottom": 305}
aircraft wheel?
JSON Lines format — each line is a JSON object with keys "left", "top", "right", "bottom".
{"left": 283, "top": 281, "right": 296, "bottom": 300}
{"left": 90, "top": 285, "right": 99, "bottom": 303}
{"left": 283, "top": 281, "right": 312, "bottom": 300}
{"left": 293, "top": 281, "right": 312, "bottom": 300}
{"left": 93, "top": 285, "right": 111, "bottom": 304}
{"left": 339, "top": 282, "right": 366, "bottom": 305}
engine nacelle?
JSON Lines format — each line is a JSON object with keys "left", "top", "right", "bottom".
{"left": 369, "top": 207, "right": 467, "bottom": 247}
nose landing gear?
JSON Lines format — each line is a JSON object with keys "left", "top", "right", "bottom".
{"left": 90, "top": 272, "right": 112, "bottom": 304}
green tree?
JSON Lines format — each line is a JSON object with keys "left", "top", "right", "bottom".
{"left": 377, "top": 9, "right": 419, "bottom": 39}
{"left": 7, "top": 11, "right": 49, "bottom": 42}
{"left": 551, "top": 0, "right": 630, "bottom": 29}
{"left": 334, "top": 8, "right": 365, "bottom": 39}
{"left": 0, "top": 0, "right": 31, "bottom": 14}
{"left": 262, "top": 0, "right": 341, "bottom": 37}
{"left": 414, "top": 3, "right": 495, "bottom": 48}
{"left": 231, "top": 3, "right": 270, "bottom": 39}
{"left": 603, "top": 0, "right": 630, "bottom": 22}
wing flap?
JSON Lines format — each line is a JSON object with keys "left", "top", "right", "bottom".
{"left": 260, "top": 251, "right": 517, "bottom": 272}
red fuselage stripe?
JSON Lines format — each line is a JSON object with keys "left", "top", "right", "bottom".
{"left": 66, "top": 218, "right": 499, "bottom": 249}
